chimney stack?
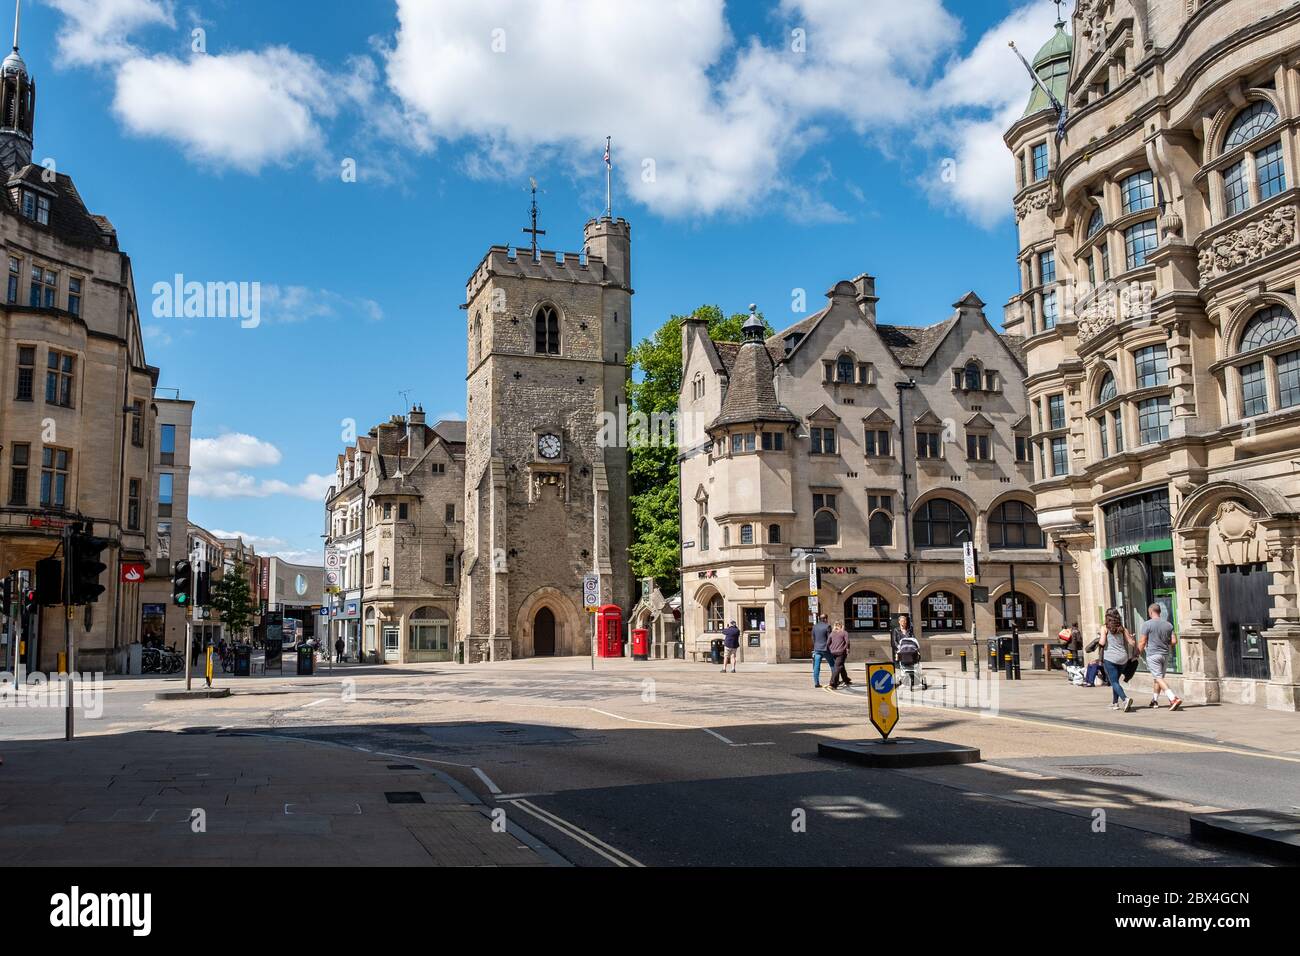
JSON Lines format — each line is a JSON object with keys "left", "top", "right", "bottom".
{"left": 852, "top": 273, "right": 878, "bottom": 326}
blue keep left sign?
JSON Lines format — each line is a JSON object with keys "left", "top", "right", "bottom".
{"left": 871, "top": 669, "right": 894, "bottom": 694}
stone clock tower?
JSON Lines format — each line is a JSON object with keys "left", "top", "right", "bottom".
{"left": 458, "top": 213, "right": 633, "bottom": 661}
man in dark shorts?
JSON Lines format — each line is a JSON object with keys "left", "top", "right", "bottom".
{"left": 721, "top": 620, "right": 741, "bottom": 673}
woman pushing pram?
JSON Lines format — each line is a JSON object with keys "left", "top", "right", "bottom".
{"left": 890, "top": 614, "right": 927, "bottom": 690}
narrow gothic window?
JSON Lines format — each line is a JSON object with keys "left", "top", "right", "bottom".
{"left": 534, "top": 305, "right": 560, "bottom": 354}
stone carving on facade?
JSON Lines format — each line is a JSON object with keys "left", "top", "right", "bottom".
{"left": 1014, "top": 187, "right": 1051, "bottom": 222}
{"left": 1270, "top": 641, "right": 1291, "bottom": 681}
{"left": 1184, "top": 639, "right": 1204, "bottom": 675}
{"left": 1077, "top": 1, "right": 1110, "bottom": 56}
{"left": 1077, "top": 289, "right": 1117, "bottom": 342}
{"left": 1197, "top": 205, "right": 1296, "bottom": 283}
{"left": 1210, "top": 500, "right": 1265, "bottom": 565}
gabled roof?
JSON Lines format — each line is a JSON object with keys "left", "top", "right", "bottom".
{"left": 965, "top": 412, "right": 995, "bottom": 429}
{"left": 432, "top": 419, "right": 466, "bottom": 445}
{"left": 862, "top": 407, "right": 895, "bottom": 425}
{"left": 5, "top": 166, "right": 118, "bottom": 249}
{"left": 915, "top": 409, "right": 945, "bottom": 427}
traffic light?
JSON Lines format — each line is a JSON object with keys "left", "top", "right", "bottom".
{"left": 194, "top": 564, "right": 211, "bottom": 607}
{"left": 172, "top": 559, "right": 192, "bottom": 606}
{"left": 69, "top": 529, "right": 110, "bottom": 604}
{"left": 22, "top": 587, "right": 37, "bottom": 616}
{"left": 0, "top": 576, "right": 10, "bottom": 617}
{"left": 34, "top": 557, "right": 62, "bottom": 606}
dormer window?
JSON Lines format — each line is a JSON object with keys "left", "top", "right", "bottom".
{"left": 836, "top": 354, "right": 855, "bottom": 384}
{"left": 20, "top": 190, "right": 49, "bottom": 225}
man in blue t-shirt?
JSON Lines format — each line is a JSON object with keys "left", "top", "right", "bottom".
{"left": 721, "top": 621, "right": 741, "bottom": 673}
{"left": 811, "top": 615, "right": 833, "bottom": 688}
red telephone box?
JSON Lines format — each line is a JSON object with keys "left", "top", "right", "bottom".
{"left": 631, "top": 628, "right": 649, "bottom": 660}
{"left": 596, "top": 605, "right": 623, "bottom": 657}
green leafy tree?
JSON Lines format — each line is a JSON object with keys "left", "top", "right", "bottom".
{"left": 627, "top": 305, "right": 773, "bottom": 592}
{"left": 210, "top": 564, "right": 255, "bottom": 639}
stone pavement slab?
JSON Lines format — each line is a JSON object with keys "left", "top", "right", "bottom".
{"left": 0, "top": 730, "right": 561, "bottom": 866}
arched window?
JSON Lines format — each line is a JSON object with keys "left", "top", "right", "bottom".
{"left": 913, "top": 499, "right": 971, "bottom": 548}
{"left": 814, "top": 509, "right": 839, "bottom": 547}
{"left": 740, "top": 523, "right": 754, "bottom": 545}
{"left": 922, "top": 591, "right": 965, "bottom": 631}
{"left": 381, "top": 558, "right": 391, "bottom": 582}
{"left": 699, "top": 519, "right": 710, "bottom": 552}
{"left": 1221, "top": 101, "right": 1286, "bottom": 218}
{"left": 995, "top": 591, "right": 1039, "bottom": 633}
{"left": 869, "top": 510, "right": 893, "bottom": 547}
{"left": 768, "top": 524, "right": 781, "bottom": 544}
{"left": 989, "top": 500, "right": 1046, "bottom": 548}
{"left": 1098, "top": 371, "right": 1117, "bottom": 404}
{"left": 1224, "top": 100, "right": 1280, "bottom": 149}
{"left": 1086, "top": 207, "right": 1104, "bottom": 240}
{"left": 844, "top": 591, "right": 889, "bottom": 632}
{"left": 534, "top": 304, "right": 560, "bottom": 354}
{"left": 1239, "top": 305, "right": 1298, "bottom": 352}
{"left": 964, "top": 361, "right": 982, "bottom": 392}
{"left": 1234, "top": 305, "right": 1300, "bottom": 416}
{"left": 836, "top": 353, "right": 856, "bottom": 384}
{"left": 705, "top": 595, "right": 725, "bottom": 631}
{"left": 692, "top": 372, "right": 705, "bottom": 400}
{"left": 471, "top": 313, "right": 482, "bottom": 365}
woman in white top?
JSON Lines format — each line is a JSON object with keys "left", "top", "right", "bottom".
{"left": 1098, "top": 608, "right": 1136, "bottom": 712}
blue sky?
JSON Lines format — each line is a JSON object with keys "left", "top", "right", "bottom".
{"left": 26, "top": 0, "right": 1066, "bottom": 563}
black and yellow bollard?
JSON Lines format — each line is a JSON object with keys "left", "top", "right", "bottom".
{"left": 1004, "top": 653, "right": 1014, "bottom": 679}
{"left": 959, "top": 649, "right": 967, "bottom": 672}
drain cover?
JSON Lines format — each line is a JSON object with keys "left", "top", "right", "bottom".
{"left": 1058, "top": 765, "right": 1141, "bottom": 777}
{"left": 385, "top": 791, "right": 425, "bottom": 804}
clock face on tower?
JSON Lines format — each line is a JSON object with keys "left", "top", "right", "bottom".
{"left": 538, "top": 433, "right": 562, "bottom": 459}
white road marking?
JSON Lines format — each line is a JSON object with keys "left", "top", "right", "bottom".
{"left": 509, "top": 798, "right": 644, "bottom": 868}
{"left": 472, "top": 766, "right": 502, "bottom": 794}
{"left": 302, "top": 698, "right": 331, "bottom": 708}
{"left": 702, "top": 728, "right": 735, "bottom": 745}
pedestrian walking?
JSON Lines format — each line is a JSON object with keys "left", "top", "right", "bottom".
{"left": 889, "top": 614, "right": 916, "bottom": 660}
{"left": 721, "top": 620, "right": 741, "bottom": 673}
{"left": 1098, "top": 608, "right": 1136, "bottom": 712}
{"left": 811, "top": 614, "right": 833, "bottom": 688}
{"left": 1138, "top": 603, "right": 1182, "bottom": 710}
{"left": 827, "top": 620, "right": 852, "bottom": 690}
{"left": 334, "top": 637, "right": 345, "bottom": 663}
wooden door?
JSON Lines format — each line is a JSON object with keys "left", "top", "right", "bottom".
{"left": 534, "top": 607, "right": 556, "bottom": 656}
{"left": 789, "top": 597, "right": 811, "bottom": 659}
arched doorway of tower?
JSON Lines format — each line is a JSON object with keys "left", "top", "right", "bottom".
{"left": 534, "top": 607, "right": 556, "bottom": 656}
{"left": 789, "top": 596, "right": 811, "bottom": 659}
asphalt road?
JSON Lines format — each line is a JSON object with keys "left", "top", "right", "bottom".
{"left": 3, "top": 659, "right": 1293, "bottom": 866}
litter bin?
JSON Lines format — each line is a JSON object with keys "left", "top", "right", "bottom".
{"left": 1032, "top": 643, "right": 1046, "bottom": 670}
{"left": 233, "top": 645, "right": 252, "bottom": 677}
{"left": 710, "top": 638, "right": 723, "bottom": 664}
{"left": 297, "top": 644, "right": 315, "bottom": 675}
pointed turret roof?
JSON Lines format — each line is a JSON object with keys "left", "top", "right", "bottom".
{"left": 1023, "top": 20, "right": 1072, "bottom": 118}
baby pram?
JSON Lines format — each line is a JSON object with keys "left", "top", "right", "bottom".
{"left": 895, "top": 635, "right": 927, "bottom": 690}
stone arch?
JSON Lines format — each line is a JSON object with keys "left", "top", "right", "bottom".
{"left": 989, "top": 577, "right": 1052, "bottom": 634}
{"left": 912, "top": 487, "right": 980, "bottom": 548}
{"left": 1175, "top": 478, "right": 1295, "bottom": 534}
{"left": 1085, "top": 357, "right": 1122, "bottom": 408}
{"left": 514, "top": 586, "right": 584, "bottom": 657}
{"left": 1207, "top": 90, "right": 1286, "bottom": 162}
{"left": 1221, "top": 294, "right": 1299, "bottom": 360}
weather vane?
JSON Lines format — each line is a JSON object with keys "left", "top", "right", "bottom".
{"left": 523, "top": 177, "right": 546, "bottom": 257}
{"left": 1054, "top": 0, "right": 1065, "bottom": 23}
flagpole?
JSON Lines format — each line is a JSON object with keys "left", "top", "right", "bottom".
{"left": 604, "top": 136, "right": 612, "bottom": 219}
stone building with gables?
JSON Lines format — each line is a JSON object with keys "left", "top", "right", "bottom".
{"left": 1005, "top": 1, "right": 1300, "bottom": 709}
{"left": 678, "top": 276, "right": 1078, "bottom": 666}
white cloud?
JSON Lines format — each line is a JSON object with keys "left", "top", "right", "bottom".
{"left": 259, "top": 285, "right": 383, "bottom": 324}
{"left": 190, "top": 433, "right": 329, "bottom": 500}
{"left": 208, "top": 530, "right": 286, "bottom": 550}
{"left": 383, "top": 0, "right": 969, "bottom": 218}
{"left": 45, "top": 0, "right": 174, "bottom": 67}
{"left": 191, "top": 433, "right": 281, "bottom": 472}
{"left": 113, "top": 48, "right": 337, "bottom": 172}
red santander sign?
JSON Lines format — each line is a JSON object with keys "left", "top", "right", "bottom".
{"left": 120, "top": 563, "right": 147, "bottom": 583}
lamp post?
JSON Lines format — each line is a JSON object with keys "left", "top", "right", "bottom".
{"left": 895, "top": 379, "right": 917, "bottom": 622}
